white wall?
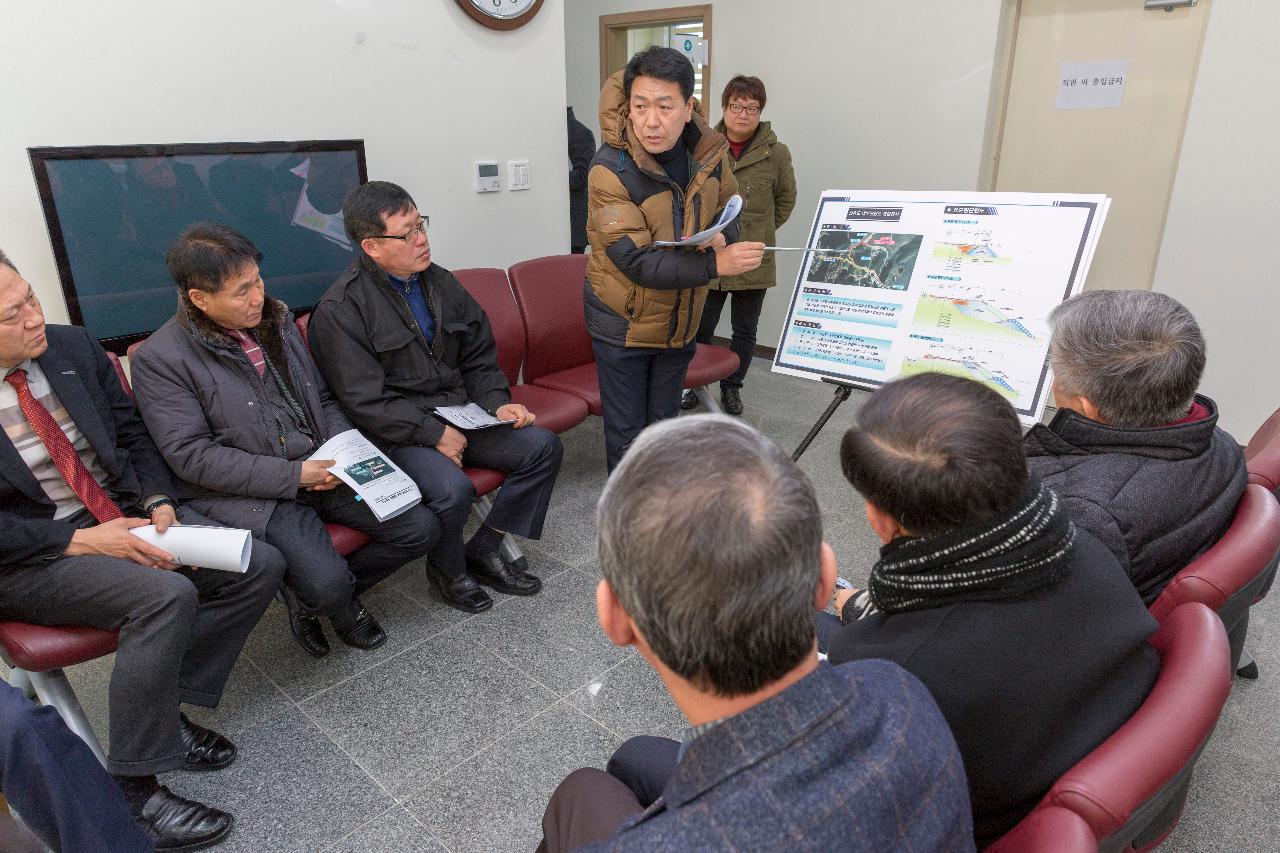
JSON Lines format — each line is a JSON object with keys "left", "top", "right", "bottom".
{"left": 1154, "top": 0, "right": 1278, "bottom": 440}
{"left": 0, "top": 0, "right": 569, "bottom": 324}
{"left": 564, "top": 0, "right": 1005, "bottom": 352}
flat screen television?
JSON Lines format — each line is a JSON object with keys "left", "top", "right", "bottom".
{"left": 29, "top": 140, "right": 367, "bottom": 354}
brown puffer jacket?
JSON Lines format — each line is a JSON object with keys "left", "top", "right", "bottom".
{"left": 585, "top": 70, "right": 738, "bottom": 349}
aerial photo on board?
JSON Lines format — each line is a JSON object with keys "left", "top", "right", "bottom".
{"left": 805, "top": 229, "right": 923, "bottom": 290}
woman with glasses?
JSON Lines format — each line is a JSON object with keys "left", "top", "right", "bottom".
{"left": 684, "top": 75, "right": 797, "bottom": 416}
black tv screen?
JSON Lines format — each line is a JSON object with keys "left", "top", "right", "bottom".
{"left": 29, "top": 140, "right": 367, "bottom": 353}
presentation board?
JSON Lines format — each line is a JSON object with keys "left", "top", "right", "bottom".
{"left": 771, "top": 190, "right": 1109, "bottom": 423}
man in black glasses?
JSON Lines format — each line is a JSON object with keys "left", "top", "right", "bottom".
{"left": 307, "top": 181, "right": 562, "bottom": 613}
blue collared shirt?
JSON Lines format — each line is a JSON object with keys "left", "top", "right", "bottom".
{"left": 386, "top": 271, "right": 435, "bottom": 344}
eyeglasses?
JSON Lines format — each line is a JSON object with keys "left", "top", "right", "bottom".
{"left": 726, "top": 104, "right": 761, "bottom": 116}
{"left": 368, "top": 216, "right": 429, "bottom": 243}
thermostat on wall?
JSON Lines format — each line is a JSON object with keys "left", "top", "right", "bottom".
{"left": 475, "top": 161, "right": 501, "bottom": 193}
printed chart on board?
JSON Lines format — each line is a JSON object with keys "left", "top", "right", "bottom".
{"left": 771, "top": 190, "right": 1109, "bottom": 423}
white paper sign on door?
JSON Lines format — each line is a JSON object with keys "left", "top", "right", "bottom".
{"left": 1056, "top": 60, "right": 1129, "bottom": 110}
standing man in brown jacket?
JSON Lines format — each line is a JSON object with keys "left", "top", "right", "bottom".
{"left": 585, "top": 46, "right": 764, "bottom": 471}
{"left": 684, "top": 74, "right": 797, "bottom": 416}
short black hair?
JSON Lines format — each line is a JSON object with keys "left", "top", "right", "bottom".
{"left": 624, "top": 45, "right": 695, "bottom": 102}
{"left": 722, "top": 74, "right": 767, "bottom": 111}
{"left": 342, "top": 181, "right": 417, "bottom": 245}
{"left": 840, "top": 373, "right": 1028, "bottom": 537}
{"left": 167, "top": 222, "right": 262, "bottom": 295}
{"left": 0, "top": 247, "right": 17, "bottom": 275}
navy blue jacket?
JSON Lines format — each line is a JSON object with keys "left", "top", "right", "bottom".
{"left": 584, "top": 661, "right": 975, "bottom": 852}
{"left": 0, "top": 325, "right": 174, "bottom": 565}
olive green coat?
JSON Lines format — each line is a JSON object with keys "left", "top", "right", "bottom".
{"left": 711, "top": 120, "right": 797, "bottom": 291}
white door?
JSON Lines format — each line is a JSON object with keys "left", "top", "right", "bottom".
{"left": 992, "top": 0, "right": 1211, "bottom": 291}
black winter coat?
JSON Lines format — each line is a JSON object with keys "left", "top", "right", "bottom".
{"left": 828, "top": 530, "right": 1160, "bottom": 847}
{"left": 568, "top": 106, "right": 595, "bottom": 249}
{"left": 307, "top": 259, "right": 510, "bottom": 449}
{"left": 1024, "top": 395, "right": 1246, "bottom": 603}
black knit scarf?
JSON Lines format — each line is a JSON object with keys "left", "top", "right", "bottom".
{"left": 866, "top": 480, "right": 1075, "bottom": 615}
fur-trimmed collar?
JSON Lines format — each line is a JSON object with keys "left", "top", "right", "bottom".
{"left": 176, "top": 294, "right": 299, "bottom": 397}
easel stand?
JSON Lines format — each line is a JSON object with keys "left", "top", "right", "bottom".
{"left": 792, "top": 377, "right": 861, "bottom": 461}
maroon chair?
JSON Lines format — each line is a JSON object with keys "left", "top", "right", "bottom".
{"left": 507, "top": 254, "right": 601, "bottom": 414}
{"left": 683, "top": 343, "right": 741, "bottom": 411}
{"left": 1244, "top": 406, "right": 1280, "bottom": 494}
{"left": 452, "top": 267, "right": 588, "bottom": 434}
{"left": 986, "top": 806, "right": 1098, "bottom": 853}
{"left": 1148, "top": 484, "right": 1280, "bottom": 677}
{"left": 1034, "top": 602, "right": 1231, "bottom": 852}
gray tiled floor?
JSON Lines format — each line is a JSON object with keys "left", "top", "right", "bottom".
{"left": 8, "top": 357, "right": 1277, "bottom": 851}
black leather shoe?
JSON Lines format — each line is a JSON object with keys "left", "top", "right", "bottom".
{"left": 680, "top": 388, "right": 699, "bottom": 410}
{"left": 282, "top": 588, "right": 329, "bottom": 658}
{"left": 430, "top": 567, "right": 494, "bottom": 613}
{"left": 466, "top": 549, "right": 542, "bottom": 596}
{"left": 721, "top": 386, "right": 744, "bottom": 416}
{"left": 180, "top": 714, "right": 237, "bottom": 772}
{"left": 335, "top": 604, "right": 387, "bottom": 650}
{"left": 137, "top": 785, "right": 233, "bottom": 851}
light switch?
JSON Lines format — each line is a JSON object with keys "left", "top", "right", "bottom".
{"left": 508, "top": 159, "right": 530, "bottom": 191}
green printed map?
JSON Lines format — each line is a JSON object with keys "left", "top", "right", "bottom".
{"left": 900, "top": 352, "right": 1020, "bottom": 401}
{"left": 911, "top": 294, "right": 1038, "bottom": 344}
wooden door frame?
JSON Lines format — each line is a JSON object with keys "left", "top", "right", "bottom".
{"left": 599, "top": 5, "right": 713, "bottom": 103}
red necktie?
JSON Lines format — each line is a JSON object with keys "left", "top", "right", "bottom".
{"left": 5, "top": 368, "right": 124, "bottom": 522}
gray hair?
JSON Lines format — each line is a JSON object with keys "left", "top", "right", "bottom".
{"left": 1048, "top": 289, "right": 1205, "bottom": 427}
{"left": 0, "top": 247, "right": 17, "bottom": 275}
{"left": 597, "top": 414, "right": 823, "bottom": 697}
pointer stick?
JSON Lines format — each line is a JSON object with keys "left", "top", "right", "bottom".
{"left": 763, "top": 246, "right": 851, "bottom": 254}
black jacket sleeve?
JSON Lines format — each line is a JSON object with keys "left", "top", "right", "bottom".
{"left": 443, "top": 278, "right": 511, "bottom": 414}
{"left": 605, "top": 236, "right": 720, "bottom": 291}
{"left": 568, "top": 117, "right": 595, "bottom": 193}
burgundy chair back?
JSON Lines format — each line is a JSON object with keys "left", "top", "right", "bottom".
{"left": 986, "top": 806, "right": 1098, "bottom": 853}
{"left": 507, "top": 255, "right": 593, "bottom": 383}
{"left": 1039, "top": 602, "right": 1230, "bottom": 851}
{"left": 454, "top": 268, "right": 524, "bottom": 385}
{"left": 106, "top": 351, "right": 132, "bottom": 397}
{"left": 1245, "top": 406, "right": 1280, "bottom": 492}
{"left": 295, "top": 311, "right": 312, "bottom": 347}
{"left": 1148, "top": 484, "right": 1280, "bottom": 662}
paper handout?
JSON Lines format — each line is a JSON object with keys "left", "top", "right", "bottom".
{"left": 434, "top": 403, "right": 515, "bottom": 431}
{"left": 653, "top": 194, "right": 743, "bottom": 248}
{"left": 131, "top": 525, "right": 252, "bottom": 573}
{"left": 309, "top": 429, "right": 422, "bottom": 522}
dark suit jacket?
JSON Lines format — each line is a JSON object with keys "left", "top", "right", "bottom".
{"left": 0, "top": 325, "right": 174, "bottom": 565}
{"left": 583, "top": 661, "right": 975, "bottom": 852}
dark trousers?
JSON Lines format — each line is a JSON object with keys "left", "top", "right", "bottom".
{"left": 538, "top": 736, "right": 680, "bottom": 852}
{"left": 607, "top": 735, "right": 681, "bottom": 807}
{"left": 264, "top": 486, "right": 438, "bottom": 628}
{"left": 538, "top": 768, "right": 644, "bottom": 853}
{"left": 695, "top": 287, "right": 767, "bottom": 389}
{"left": 0, "top": 681, "right": 151, "bottom": 852}
{"left": 0, "top": 507, "right": 285, "bottom": 776}
{"left": 389, "top": 425, "right": 562, "bottom": 577}
{"left": 593, "top": 339, "right": 696, "bottom": 472}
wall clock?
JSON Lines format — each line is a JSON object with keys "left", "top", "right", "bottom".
{"left": 454, "top": 0, "right": 545, "bottom": 31}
